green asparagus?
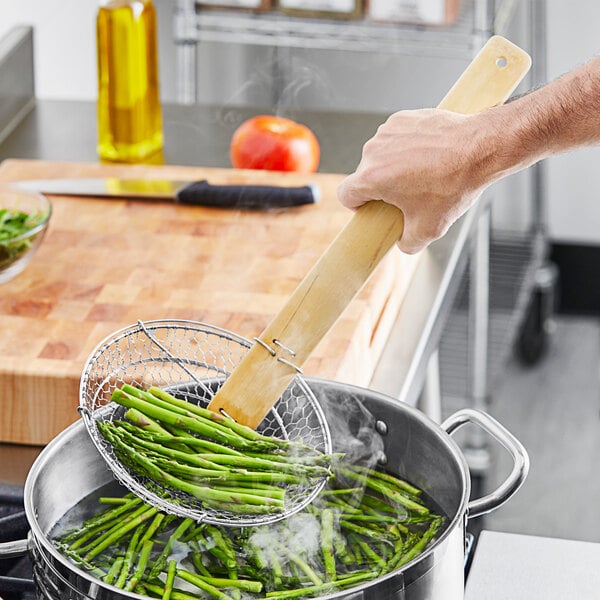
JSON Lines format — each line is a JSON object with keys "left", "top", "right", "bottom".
{"left": 97, "top": 384, "right": 337, "bottom": 517}
{"left": 55, "top": 459, "right": 444, "bottom": 599}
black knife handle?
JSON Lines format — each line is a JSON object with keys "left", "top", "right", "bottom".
{"left": 175, "top": 180, "right": 319, "bottom": 209}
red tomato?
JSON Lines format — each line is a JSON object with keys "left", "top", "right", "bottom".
{"left": 230, "top": 115, "right": 320, "bottom": 173}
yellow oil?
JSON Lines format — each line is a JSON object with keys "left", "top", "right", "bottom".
{"left": 96, "top": 0, "right": 163, "bottom": 163}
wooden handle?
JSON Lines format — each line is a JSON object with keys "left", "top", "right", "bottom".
{"left": 208, "top": 36, "right": 531, "bottom": 428}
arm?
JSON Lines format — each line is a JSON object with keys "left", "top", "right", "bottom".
{"left": 337, "top": 55, "right": 600, "bottom": 254}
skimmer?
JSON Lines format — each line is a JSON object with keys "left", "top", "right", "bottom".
{"left": 79, "top": 319, "right": 332, "bottom": 527}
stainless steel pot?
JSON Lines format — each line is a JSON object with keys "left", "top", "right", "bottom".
{"left": 0, "top": 378, "right": 528, "bottom": 600}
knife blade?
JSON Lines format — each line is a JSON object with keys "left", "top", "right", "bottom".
{"left": 14, "top": 178, "right": 320, "bottom": 209}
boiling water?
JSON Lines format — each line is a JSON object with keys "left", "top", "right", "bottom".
{"left": 51, "top": 474, "right": 447, "bottom": 598}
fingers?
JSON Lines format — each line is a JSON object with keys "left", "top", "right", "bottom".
{"left": 339, "top": 173, "right": 432, "bottom": 254}
{"left": 396, "top": 218, "right": 432, "bottom": 255}
{"left": 396, "top": 236, "right": 425, "bottom": 255}
{"left": 337, "top": 174, "right": 369, "bottom": 210}
{"left": 398, "top": 208, "right": 458, "bottom": 254}
{"left": 397, "top": 226, "right": 443, "bottom": 254}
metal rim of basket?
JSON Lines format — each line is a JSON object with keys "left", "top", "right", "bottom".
{"left": 78, "top": 318, "right": 332, "bottom": 527}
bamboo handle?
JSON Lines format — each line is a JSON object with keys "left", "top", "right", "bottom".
{"left": 208, "top": 36, "right": 531, "bottom": 428}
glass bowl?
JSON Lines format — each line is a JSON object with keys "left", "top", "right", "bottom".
{"left": 0, "top": 185, "right": 52, "bottom": 284}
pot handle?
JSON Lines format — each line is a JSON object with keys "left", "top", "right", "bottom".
{"left": 0, "top": 539, "right": 29, "bottom": 559}
{"left": 441, "top": 408, "right": 529, "bottom": 519}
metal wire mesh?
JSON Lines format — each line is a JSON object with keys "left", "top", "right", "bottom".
{"left": 439, "top": 230, "right": 544, "bottom": 417}
{"left": 79, "top": 319, "right": 332, "bottom": 526}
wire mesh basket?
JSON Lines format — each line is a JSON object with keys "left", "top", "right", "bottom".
{"left": 79, "top": 319, "right": 332, "bottom": 526}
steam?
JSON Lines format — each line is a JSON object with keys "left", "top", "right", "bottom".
{"left": 274, "top": 55, "right": 334, "bottom": 114}
{"left": 217, "top": 51, "right": 334, "bottom": 123}
{"left": 242, "top": 388, "right": 389, "bottom": 580}
{"left": 249, "top": 511, "right": 321, "bottom": 561}
{"left": 318, "top": 388, "right": 386, "bottom": 468}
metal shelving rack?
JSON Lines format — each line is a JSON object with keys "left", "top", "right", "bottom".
{"left": 171, "top": 0, "right": 551, "bottom": 473}
{"left": 439, "top": 0, "right": 555, "bottom": 474}
{"left": 173, "top": 0, "right": 507, "bottom": 103}
{"left": 185, "top": 0, "right": 483, "bottom": 54}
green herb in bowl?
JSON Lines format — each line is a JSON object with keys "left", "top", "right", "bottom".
{"left": 0, "top": 187, "right": 51, "bottom": 283}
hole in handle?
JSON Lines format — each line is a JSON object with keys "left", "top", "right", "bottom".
{"left": 496, "top": 56, "right": 508, "bottom": 68}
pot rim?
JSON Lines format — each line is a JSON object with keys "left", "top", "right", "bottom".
{"left": 23, "top": 378, "right": 471, "bottom": 599}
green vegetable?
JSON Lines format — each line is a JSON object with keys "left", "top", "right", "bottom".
{"left": 125, "top": 539, "right": 154, "bottom": 591}
{"left": 163, "top": 560, "right": 178, "bottom": 600}
{"left": 98, "top": 384, "right": 337, "bottom": 517}
{"left": 320, "top": 509, "right": 336, "bottom": 582}
{"left": 55, "top": 459, "right": 444, "bottom": 599}
{"left": 0, "top": 207, "right": 47, "bottom": 269}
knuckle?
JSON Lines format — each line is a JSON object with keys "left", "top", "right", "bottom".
{"left": 362, "top": 136, "right": 378, "bottom": 156}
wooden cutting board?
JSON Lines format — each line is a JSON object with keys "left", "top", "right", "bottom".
{"left": 0, "top": 159, "right": 421, "bottom": 445}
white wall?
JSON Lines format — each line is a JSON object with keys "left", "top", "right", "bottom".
{"left": 1, "top": 0, "right": 97, "bottom": 100}
{"left": 0, "top": 0, "right": 179, "bottom": 102}
{"left": 545, "top": 0, "right": 600, "bottom": 244}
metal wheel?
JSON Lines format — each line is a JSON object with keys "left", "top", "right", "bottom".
{"left": 516, "top": 262, "right": 559, "bottom": 366}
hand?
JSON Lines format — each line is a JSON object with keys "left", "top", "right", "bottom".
{"left": 337, "top": 108, "right": 492, "bottom": 254}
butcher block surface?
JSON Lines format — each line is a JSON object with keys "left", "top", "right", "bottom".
{"left": 0, "top": 159, "right": 421, "bottom": 444}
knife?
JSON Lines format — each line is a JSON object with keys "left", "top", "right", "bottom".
{"left": 14, "top": 178, "right": 320, "bottom": 209}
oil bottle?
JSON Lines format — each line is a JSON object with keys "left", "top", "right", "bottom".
{"left": 96, "top": 0, "right": 163, "bottom": 162}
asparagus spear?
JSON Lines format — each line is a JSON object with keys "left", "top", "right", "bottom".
{"left": 162, "top": 560, "right": 177, "bottom": 600}
{"left": 125, "top": 539, "right": 154, "bottom": 592}
{"left": 64, "top": 495, "right": 141, "bottom": 542}
{"left": 138, "top": 430, "right": 245, "bottom": 456}
{"left": 388, "top": 517, "right": 443, "bottom": 571}
{"left": 152, "top": 457, "right": 297, "bottom": 486}
{"left": 320, "top": 508, "right": 336, "bottom": 582}
{"left": 103, "top": 557, "right": 124, "bottom": 586}
{"left": 339, "top": 467, "right": 430, "bottom": 516}
{"left": 266, "top": 547, "right": 284, "bottom": 589}
{"left": 175, "top": 569, "right": 237, "bottom": 600}
{"left": 115, "top": 528, "right": 142, "bottom": 588}
{"left": 84, "top": 506, "right": 158, "bottom": 561}
{"left": 274, "top": 542, "right": 322, "bottom": 587}
{"left": 190, "top": 544, "right": 213, "bottom": 577}
{"left": 76, "top": 503, "right": 153, "bottom": 554}
{"left": 148, "top": 385, "right": 281, "bottom": 444}
{"left": 348, "top": 533, "right": 386, "bottom": 571}
{"left": 144, "top": 583, "right": 208, "bottom": 600}
{"left": 204, "top": 524, "right": 237, "bottom": 565}
{"left": 184, "top": 572, "right": 263, "bottom": 593}
{"left": 350, "top": 465, "right": 422, "bottom": 496}
{"left": 136, "top": 513, "right": 165, "bottom": 552}
{"left": 193, "top": 454, "right": 330, "bottom": 478}
{"left": 264, "top": 571, "right": 374, "bottom": 599}
{"left": 149, "top": 518, "right": 194, "bottom": 578}
{"left": 98, "top": 497, "right": 131, "bottom": 505}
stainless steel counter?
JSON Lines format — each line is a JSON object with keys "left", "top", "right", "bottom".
{"left": 0, "top": 99, "right": 478, "bottom": 483}
{"left": 0, "top": 100, "right": 381, "bottom": 172}
{"left": 465, "top": 530, "right": 600, "bottom": 599}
